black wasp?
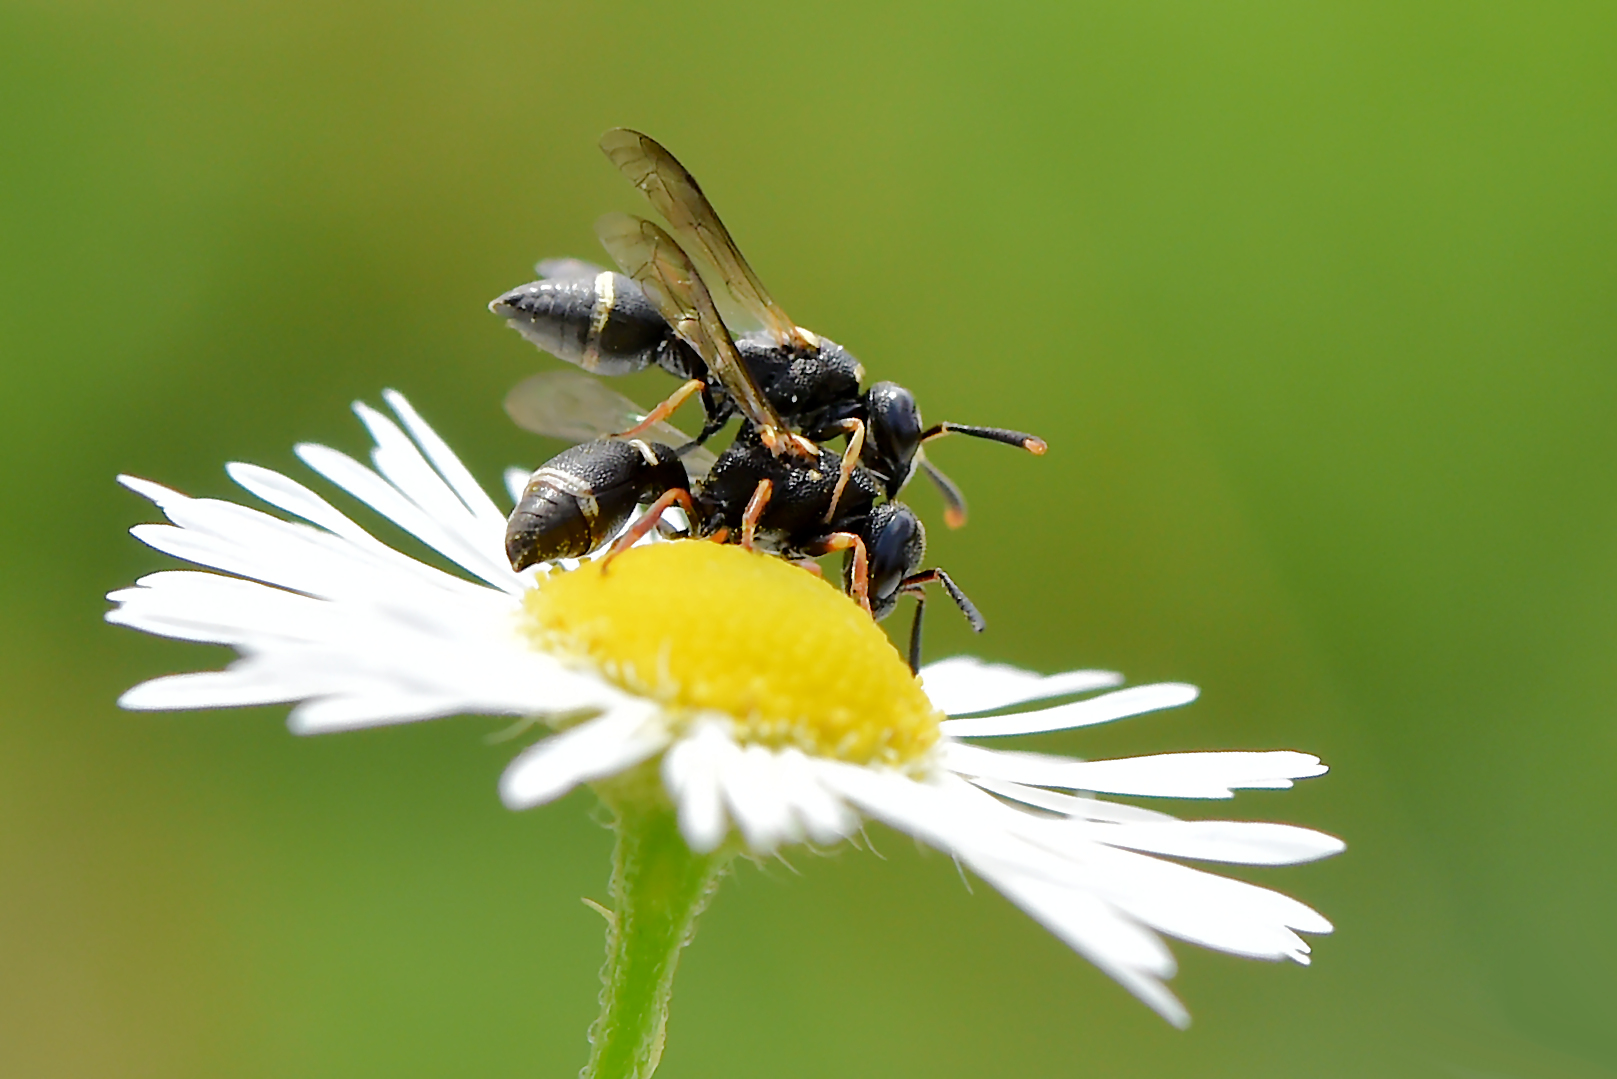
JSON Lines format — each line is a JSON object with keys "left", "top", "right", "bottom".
{"left": 490, "top": 127, "right": 1046, "bottom": 530}
{"left": 502, "top": 371, "right": 984, "bottom": 673}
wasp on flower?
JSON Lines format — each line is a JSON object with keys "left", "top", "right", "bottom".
{"left": 492, "top": 130, "right": 1046, "bottom": 667}
{"left": 108, "top": 392, "right": 1342, "bottom": 1077}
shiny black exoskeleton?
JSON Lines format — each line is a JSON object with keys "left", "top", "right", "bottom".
{"left": 505, "top": 438, "right": 689, "bottom": 570}
{"left": 694, "top": 434, "right": 879, "bottom": 554}
{"left": 493, "top": 262, "right": 701, "bottom": 381}
{"left": 694, "top": 433, "right": 986, "bottom": 671}
{"left": 503, "top": 412, "right": 984, "bottom": 672}
{"left": 855, "top": 502, "right": 983, "bottom": 673}
{"left": 492, "top": 262, "right": 864, "bottom": 447}
{"left": 490, "top": 128, "right": 1045, "bottom": 526}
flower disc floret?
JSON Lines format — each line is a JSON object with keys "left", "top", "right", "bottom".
{"left": 522, "top": 541, "right": 941, "bottom": 766}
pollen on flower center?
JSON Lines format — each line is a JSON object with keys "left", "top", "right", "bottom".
{"left": 520, "top": 541, "right": 941, "bottom": 765}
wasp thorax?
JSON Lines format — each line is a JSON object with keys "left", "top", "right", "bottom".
{"left": 519, "top": 541, "right": 942, "bottom": 766}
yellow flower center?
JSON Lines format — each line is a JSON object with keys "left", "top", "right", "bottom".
{"left": 521, "top": 541, "right": 941, "bottom": 766}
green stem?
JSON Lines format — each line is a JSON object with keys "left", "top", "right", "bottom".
{"left": 583, "top": 765, "right": 731, "bottom": 1079}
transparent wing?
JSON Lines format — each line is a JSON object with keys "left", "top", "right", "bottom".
{"left": 595, "top": 211, "right": 791, "bottom": 441}
{"left": 535, "top": 257, "right": 607, "bottom": 281}
{"left": 600, "top": 128, "right": 812, "bottom": 351}
{"left": 503, "top": 369, "right": 716, "bottom": 478}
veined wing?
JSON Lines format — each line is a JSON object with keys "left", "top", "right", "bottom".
{"left": 600, "top": 128, "right": 814, "bottom": 352}
{"left": 595, "top": 210, "right": 799, "bottom": 451}
{"left": 534, "top": 257, "right": 607, "bottom": 281}
{"left": 504, "top": 369, "right": 716, "bottom": 478}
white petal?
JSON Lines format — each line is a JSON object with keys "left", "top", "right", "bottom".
{"left": 382, "top": 390, "right": 507, "bottom": 527}
{"left": 225, "top": 462, "right": 414, "bottom": 564}
{"left": 499, "top": 706, "right": 670, "bottom": 809}
{"left": 1080, "top": 820, "right": 1346, "bottom": 866}
{"left": 1065, "top": 842, "right": 1331, "bottom": 959}
{"left": 970, "top": 861, "right": 1190, "bottom": 1028}
{"left": 721, "top": 744, "right": 803, "bottom": 853}
{"left": 295, "top": 442, "right": 522, "bottom": 594}
{"left": 776, "top": 750, "right": 860, "bottom": 846}
{"left": 663, "top": 724, "right": 732, "bottom": 853}
{"left": 120, "top": 668, "right": 307, "bottom": 710}
{"left": 355, "top": 401, "right": 491, "bottom": 532}
{"left": 969, "top": 776, "right": 1178, "bottom": 824}
{"left": 943, "top": 744, "right": 1328, "bottom": 798}
{"left": 947, "top": 778, "right": 1334, "bottom": 962}
{"left": 120, "top": 482, "right": 490, "bottom": 605}
{"left": 941, "top": 682, "right": 1199, "bottom": 737}
{"left": 816, "top": 759, "right": 1006, "bottom": 856}
{"left": 108, "top": 564, "right": 615, "bottom": 733}
{"left": 820, "top": 765, "right": 1191, "bottom": 1025}
{"left": 919, "top": 656, "right": 1123, "bottom": 715}
{"left": 288, "top": 690, "right": 480, "bottom": 732}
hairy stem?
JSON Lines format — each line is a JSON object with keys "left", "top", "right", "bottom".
{"left": 582, "top": 766, "right": 731, "bottom": 1079}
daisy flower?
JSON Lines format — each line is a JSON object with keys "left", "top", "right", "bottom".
{"left": 108, "top": 390, "right": 1342, "bottom": 1074}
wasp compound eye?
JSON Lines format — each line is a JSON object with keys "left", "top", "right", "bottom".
{"left": 865, "top": 382, "right": 923, "bottom": 492}
{"left": 865, "top": 502, "right": 926, "bottom": 615}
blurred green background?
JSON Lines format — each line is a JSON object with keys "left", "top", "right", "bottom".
{"left": 3, "top": 1, "right": 1615, "bottom": 1076}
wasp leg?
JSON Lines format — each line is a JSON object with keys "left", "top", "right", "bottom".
{"left": 600, "top": 488, "right": 698, "bottom": 570}
{"left": 921, "top": 422, "right": 1047, "bottom": 456}
{"left": 792, "top": 558, "right": 823, "bottom": 577}
{"left": 807, "top": 532, "right": 871, "bottom": 615}
{"left": 707, "top": 525, "right": 731, "bottom": 544}
{"left": 905, "top": 592, "right": 927, "bottom": 674}
{"left": 759, "top": 426, "right": 821, "bottom": 460}
{"left": 653, "top": 513, "right": 689, "bottom": 540}
{"left": 612, "top": 378, "right": 705, "bottom": 439}
{"left": 823, "top": 418, "right": 867, "bottom": 523}
{"left": 900, "top": 568, "right": 986, "bottom": 632}
{"left": 740, "top": 478, "right": 773, "bottom": 551}
{"left": 917, "top": 452, "right": 968, "bottom": 529}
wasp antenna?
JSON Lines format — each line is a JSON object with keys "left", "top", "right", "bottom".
{"left": 902, "top": 569, "right": 985, "bottom": 633}
{"left": 917, "top": 456, "right": 968, "bottom": 529}
{"left": 921, "top": 422, "right": 1046, "bottom": 455}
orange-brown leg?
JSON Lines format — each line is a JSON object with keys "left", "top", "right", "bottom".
{"left": 823, "top": 418, "right": 866, "bottom": 523}
{"left": 600, "top": 488, "right": 696, "bottom": 570}
{"left": 792, "top": 558, "right": 824, "bottom": 577}
{"left": 812, "top": 531, "right": 871, "bottom": 615}
{"left": 759, "top": 425, "right": 821, "bottom": 460}
{"left": 740, "top": 478, "right": 773, "bottom": 551}
{"left": 611, "top": 378, "right": 705, "bottom": 439}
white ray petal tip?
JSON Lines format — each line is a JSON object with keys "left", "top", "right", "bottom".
{"left": 117, "top": 679, "right": 196, "bottom": 711}
{"left": 497, "top": 765, "right": 559, "bottom": 810}
{"left": 116, "top": 683, "right": 163, "bottom": 710}
{"left": 680, "top": 817, "right": 728, "bottom": 854}
{"left": 1292, "top": 755, "right": 1329, "bottom": 779}
{"left": 223, "top": 460, "right": 262, "bottom": 485}
{"left": 117, "top": 474, "right": 175, "bottom": 504}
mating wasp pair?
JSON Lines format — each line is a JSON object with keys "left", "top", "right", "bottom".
{"left": 491, "top": 129, "right": 1044, "bottom": 671}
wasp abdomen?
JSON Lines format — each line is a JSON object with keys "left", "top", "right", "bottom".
{"left": 505, "top": 439, "right": 690, "bottom": 570}
{"left": 491, "top": 271, "right": 670, "bottom": 376}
